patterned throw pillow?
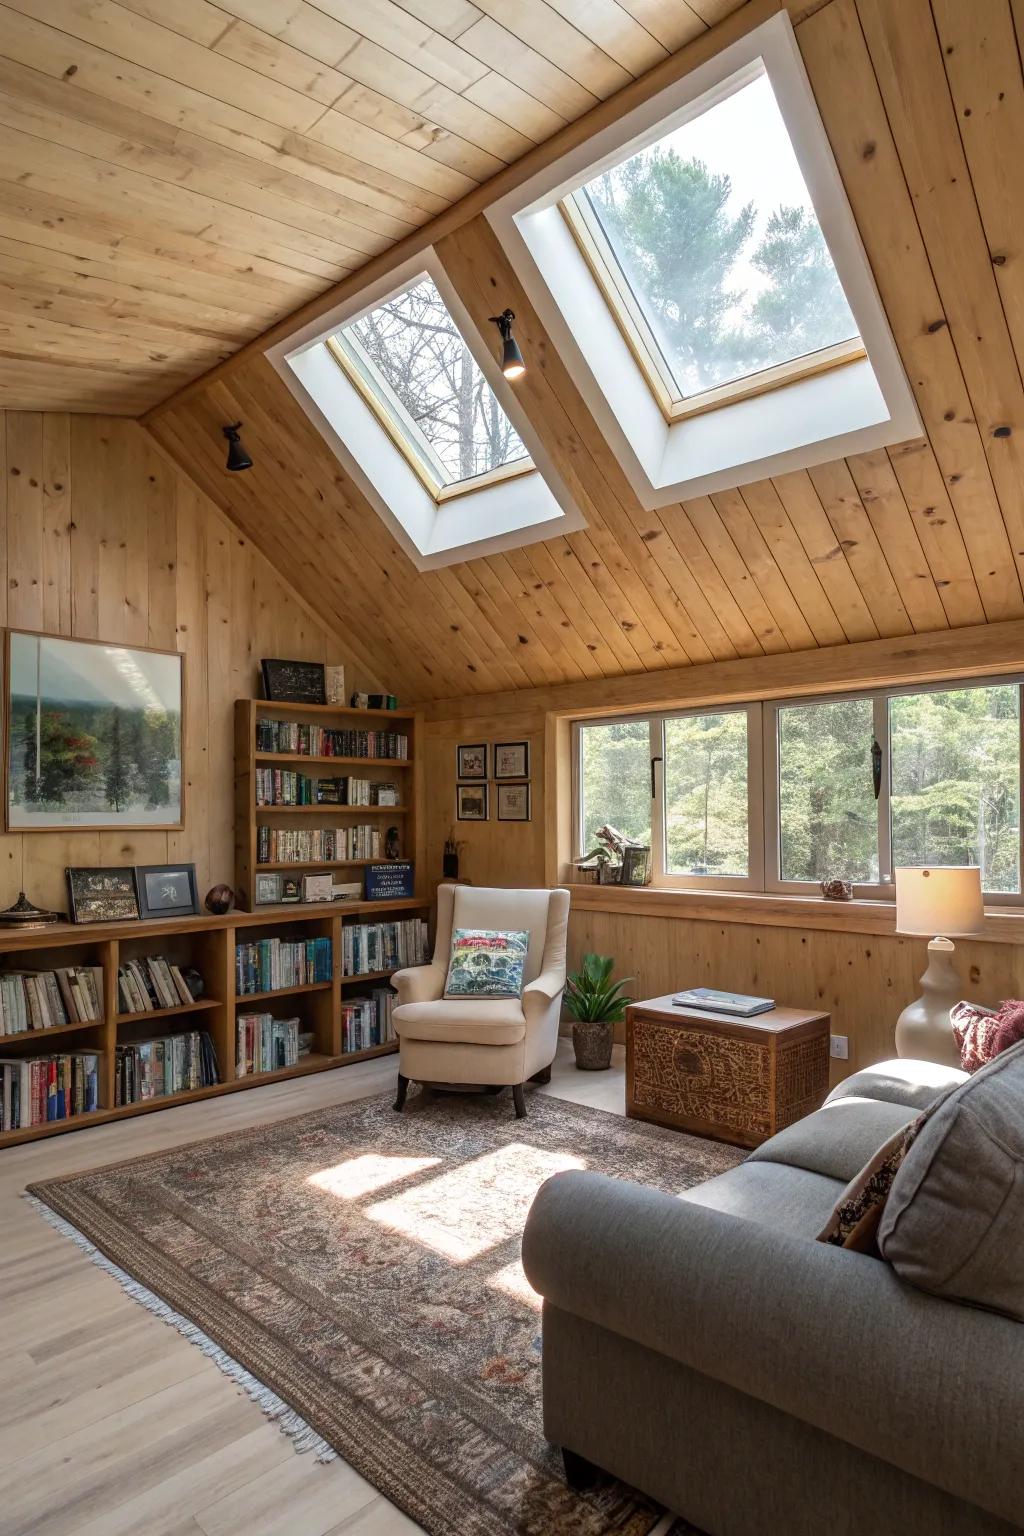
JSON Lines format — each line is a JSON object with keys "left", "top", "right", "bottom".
{"left": 444, "top": 929, "right": 529, "bottom": 999}
{"left": 951, "top": 998, "right": 1024, "bottom": 1073}
{"left": 817, "top": 1116, "right": 925, "bottom": 1255}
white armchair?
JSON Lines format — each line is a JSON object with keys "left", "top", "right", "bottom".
{"left": 391, "top": 883, "right": 570, "bottom": 1118}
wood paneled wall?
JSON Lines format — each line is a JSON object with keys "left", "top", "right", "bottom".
{"left": 0, "top": 410, "right": 367, "bottom": 914}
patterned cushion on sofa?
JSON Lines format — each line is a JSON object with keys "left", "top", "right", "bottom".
{"left": 444, "top": 928, "right": 529, "bottom": 999}
{"left": 816, "top": 1117, "right": 924, "bottom": 1255}
{"left": 952, "top": 998, "right": 1024, "bottom": 1073}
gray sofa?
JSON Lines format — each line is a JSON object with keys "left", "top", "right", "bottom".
{"left": 522, "top": 1055, "right": 1024, "bottom": 1535}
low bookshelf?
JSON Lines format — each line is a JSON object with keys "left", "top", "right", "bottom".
{"left": 0, "top": 900, "right": 430, "bottom": 1149}
{"left": 235, "top": 697, "right": 424, "bottom": 912}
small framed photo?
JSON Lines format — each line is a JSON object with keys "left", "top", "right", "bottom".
{"left": 254, "top": 872, "right": 282, "bottom": 906}
{"left": 456, "top": 743, "right": 488, "bottom": 780}
{"left": 134, "top": 864, "right": 200, "bottom": 920}
{"left": 456, "top": 783, "right": 489, "bottom": 821}
{"left": 67, "top": 867, "right": 139, "bottom": 924}
{"left": 280, "top": 874, "right": 302, "bottom": 904}
{"left": 494, "top": 741, "right": 530, "bottom": 780}
{"left": 497, "top": 783, "right": 531, "bottom": 822}
{"left": 620, "top": 846, "right": 652, "bottom": 887}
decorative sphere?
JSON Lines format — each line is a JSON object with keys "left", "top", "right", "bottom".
{"left": 205, "top": 883, "right": 235, "bottom": 914}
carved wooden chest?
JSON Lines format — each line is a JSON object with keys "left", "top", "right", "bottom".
{"left": 626, "top": 996, "right": 830, "bottom": 1148}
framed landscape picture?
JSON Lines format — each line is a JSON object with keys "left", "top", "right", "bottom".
{"left": 6, "top": 632, "right": 183, "bottom": 832}
{"left": 456, "top": 783, "right": 488, "bottom": 821}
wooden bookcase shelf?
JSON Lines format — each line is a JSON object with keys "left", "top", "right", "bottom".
{"left": 0, "top": 698, "right": 430, "bottom": 1149}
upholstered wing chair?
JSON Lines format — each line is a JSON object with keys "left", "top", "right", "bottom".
{"left": 391, "top": 884, "right": 570, "bottom": 1118}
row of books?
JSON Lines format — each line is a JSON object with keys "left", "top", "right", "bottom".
{"left": 117, "top": 956, "right": 197, "bottom": 1014}
{"left": 256, "top": 720, "right": 409, "bottom": 760}
{"left": 342, "top": 989, "right": 395, "bottom": 1054}
{"left": 236, "top": 1013, "right": 305, "bottom": 1076}
{"left": 255, "top": 770, "right": 400, "bottom": 807}
{"left": 115, "top": 1031, "right": 219, "bottom": 1106}
{"left": 342, "top": 919, "right": 429, "bottom": 976}
{"left": 0, "top": 1052, "right": 99, "bottom": 1130}
{"left": 0, "top": 966, "right": 102, "bottom": 1035}
{"left": 257, "top": 826, "right": 383, "bottom": 864}
{"left": 236, "top": 936, "right": 333, "bottom": 995}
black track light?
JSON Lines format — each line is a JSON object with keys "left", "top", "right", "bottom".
{"left": 222, "top": 422, "right": 253, "bottom": 472}
{"left": 489, "top": 308, "right": 525, "bottom": 380}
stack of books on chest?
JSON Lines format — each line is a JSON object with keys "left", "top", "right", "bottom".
{"left": 0, "top": 1052, "right": 100, "bottom": 1129}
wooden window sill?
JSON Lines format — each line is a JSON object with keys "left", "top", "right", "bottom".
{"left": 566, "top": 881, "right": 1024, "bottom": 944}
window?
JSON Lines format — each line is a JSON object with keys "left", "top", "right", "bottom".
{"left": 328, "top": 274, "right": 532, "bottom": 501}
{"left": 561, "top": 68, "right": 861, "bottom": 420}
{"left": 573, "top": 678, "right": 1024, "bottom": 900}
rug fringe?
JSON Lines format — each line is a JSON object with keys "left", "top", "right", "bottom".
{"left": 25, "top": 1193, "right": 338, "bottom": 1463}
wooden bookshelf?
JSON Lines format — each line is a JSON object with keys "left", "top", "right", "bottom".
{"left": 0, "top": 900, "right": 431, "bottom": 1148}
{"left": 236, "top": 697, "right": 424, "bottom": 911}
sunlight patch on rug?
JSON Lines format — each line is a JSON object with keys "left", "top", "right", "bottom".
{"left": 308, "top": 1152, "right": 441, "bottom": 1200}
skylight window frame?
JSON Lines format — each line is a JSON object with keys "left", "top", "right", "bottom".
{"left": 559, "top": 186, "right": 867, "bottom": 424}
{"left": 324, "top": 327, "right": 535, "bottom": 506}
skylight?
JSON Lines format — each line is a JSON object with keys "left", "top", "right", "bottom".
{"left": 561, "top": 68, "right": 861, "bottom": 418}
{"left": 329, "top": 275, "right": 532, "bottom": 500}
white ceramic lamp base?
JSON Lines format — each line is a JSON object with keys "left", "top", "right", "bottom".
{"left": 894, "top": 936, "right": 963, "bottom": 1069}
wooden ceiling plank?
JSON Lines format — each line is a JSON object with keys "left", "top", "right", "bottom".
{"left": 0, "top": 359, "right": 162, "bottom": 414}
{"left": 211, "top": 18, "right": 354, "bottom": 109}
{"left": 885, "top": 438, "right": 987, "bottom": 629}
{"left": 500, "top": 545, "right": 609, "bottom": 679}
{"left": 307, "top": 0, "right": 490, "bottom": 94}
{"left": 709, "top": 487, "right": 817, "bottom": 651}
{"left": 562, "top": 528, "right": 672, "bottom": 669}
{"left": 459, "top": 70, "right": 570, "bottom": 144}
{"left": 854, "top": 0, "right": 1024, "bottom": 592}
{"left": 508, "top": 538, "right": 632, "bottom": 675}
{"left": 429, "top": 566, "right": 538, "bottom": 692}
{"left": 737, "top": 479, "right": 848, "bottom": 646}
{"left": 304, "top": 108, "right": 479, "bottom": 201}
{"left": 844, "top": 447, "right": 951, "bottom": 633}
{"left": 768, "top": 468, "right": 878, "bottom": 643}
{"left": 525, "top": 0, "right": 670, "bottom": 75}
{"left": 798, "top": 0, "right": 1024, "bottom": 623}
{"left": 654, "top": 504, "right": 765, "bottom": 658}
{"left": 805, "top": 460, "right": 914, "bottom": 638}
{"left": 677, "top": 496, "right": 791, "bottom": 655}
{"left": 112, "top": 0, "right": 233, "bottom": 48}
{"left": 622, "top": 514, "right": 735, "bottom": 662}
{"left": 455, "top": 15, "right": 601, "bottom": 119}
{"left": 322, "top": 82, "right": 506, "bottom": 185}
{"left": 466, "top": 0, "right": 635, "bottom": 96}
{"left": 610, "top": 0, "right": 710, "bottom": 51}
{"left": 450, "top": 557, "right": 569, "bottom": 686}
{"left": 390, "top": 0, "right": 483, "bottom": 42}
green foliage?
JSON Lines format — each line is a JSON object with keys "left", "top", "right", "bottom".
{"left": 564, "top": 953, "right": 633, "bottom": 1025}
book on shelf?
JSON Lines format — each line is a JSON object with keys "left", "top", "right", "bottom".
{"left": 236, "top": 935, "right": 333, "bottom": 995}
{"left": 0, "top": 966, "right": 103, "bottom": 1035}
{"left": 342, "top": 918, "right": 429, "bottom": 976}
{"left": 0, "top": 1052, "right": 99, "bottom": 1130}
{"left": 254, "top": 771, "right": 401, "bottom": 807}
{"left": 115, "top": 1030, "right": 218, "bottom": 1106}
{"left": 256, "top": 825, "right": 384, "bottom": 864}
{"left": 341, "top": 989, "right": 395, "bottom": 1054}
{"left": 255, "top": 719, "right": 408, "bottom": 760}
{"left": 117, "top": 956, "right": 197, "bottom": 1014}
{"left": 235, "top": 1013, "right": 302, "bottom": 1076}
{"left": 671, "top": 987, "right": 775, "bottom": 1018}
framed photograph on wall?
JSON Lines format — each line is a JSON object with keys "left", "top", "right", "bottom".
{"left": 497, "top": 783, "right": 531, "bottom": 821}
{"left": 456, "top": 743, "right": 488, "bottom": 780}
{"left": 134, "top": 864, "right": 200, "bottom": 920}
{"left": 493, "top": 741, "right": 530, "bottom": 780}
{"left": 67, "top": 867, "right": 140, "bottom": 925}
{"left": 6, "top": 631, "right": 183, "bottom": 832}
{"left": 456, "top": 783, "right": 489, "bottom": 821}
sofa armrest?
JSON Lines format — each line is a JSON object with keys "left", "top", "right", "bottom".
{"left": 523, "top": 1170, "right": 1024, "bottom": 1527}
{"left": 522, "top": 967, "right": 565, "bottom": 1018}
{"left": 391, "top": 963, "right": 445, "bottom": 1006}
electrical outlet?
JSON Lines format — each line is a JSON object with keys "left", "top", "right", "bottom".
{"left": 830, "top": 1034, "right": 849, "bottom": 1061}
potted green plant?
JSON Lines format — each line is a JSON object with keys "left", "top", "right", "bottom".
{"left": 564, "top": 952, "right": 633, "bottom": 1070}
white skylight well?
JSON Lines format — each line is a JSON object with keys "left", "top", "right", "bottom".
{"left": 328, "top": 275, "right": 532, "bottom": 501}
{"left": 488, "top": 13, "right": 921, "bottom": 510}
{"left": 269, "top": 252, "right": 585, "bottom": 571}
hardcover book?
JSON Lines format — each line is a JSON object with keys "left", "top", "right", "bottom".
{"left": 671, "top": 987, "right": 775, "bottom": 1017}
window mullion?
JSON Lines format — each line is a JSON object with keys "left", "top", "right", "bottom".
{"left": 650, "top": 716, "right": 666, "bottom": 882}
{"left": 874, "top": 694, "right": 892, "bottom": 887}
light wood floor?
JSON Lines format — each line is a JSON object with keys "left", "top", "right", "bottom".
{"left": 0, "top": 1040, "right": 629, "bottom": 1536}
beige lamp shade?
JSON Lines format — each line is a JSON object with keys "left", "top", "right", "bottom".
{"left": 894, "top": 866, "right": 984, "bottom": 937}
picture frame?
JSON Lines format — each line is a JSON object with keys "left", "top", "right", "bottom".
{"left": 620, "top": 846, "right": 652, "bottom": 887}
{"left": 496, "top": 783, "right": 531, "bottom": 822}
{"left": 456, "top": 783, "right": 489, "bottom": 821}
{"left": 456, "top": 743, "right": 488, "bottom": 781}
{"left": 260, "top": 658, "right": 326, "bottom": 705}
{"left": 66, "top": 867, "right": 140, "bottom": 925}
{"left": 134, "top": 864, "right": 200, "bottom": 920}
{"left": 6, "top": 630, "right": 184, "bottom": 833}
{"left": 493, "top": 741, "right": 530, "bottom": 780}
{"left": 254, "top": 872, "right": 283, "bottom": 906}
{"left": 279, "top": 874, "right": 302, "bottom": 904}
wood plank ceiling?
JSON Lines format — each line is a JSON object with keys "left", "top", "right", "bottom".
{"left": 144, "top": 0, "right": 1024, "bottom": 705}
{"left": 0, "top": 0, "right": 745, "bottom": 413}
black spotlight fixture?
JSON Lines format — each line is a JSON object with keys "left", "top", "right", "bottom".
{"left": 222, "top": 422, "right": 253, "bottom": 472}
{"left": 489, "top": 308, "right": 525, "bottom": 380}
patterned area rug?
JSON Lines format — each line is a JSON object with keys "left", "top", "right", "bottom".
{"left": 29, "top": 1088, "right": 739, "bottom": 1536}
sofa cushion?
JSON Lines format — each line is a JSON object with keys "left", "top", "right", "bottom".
{"left": 817, "top": 1120, "right": 923, "bottom": 1255}
{"left": 826, "top": 1058, "right": 967, "bottom": 1113}
{"left": 391, "top": 997, "right": 526, "bottom": 1046}
{"left": 878, "top": 1038, "right": 1024, "bottom": 1320}
{"left": 748, "top": 1096, "right": 918, "bottom": 1184}
{"left": 680, "top": 1161, "right": 844, "bottom": 1240}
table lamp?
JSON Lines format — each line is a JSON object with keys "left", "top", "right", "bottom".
{"left": 894, "top": 866, "right": 984, "bottom": 1067}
